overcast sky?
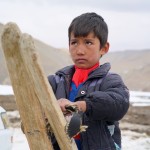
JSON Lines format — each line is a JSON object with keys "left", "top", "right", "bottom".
{"left": 0, "top": 0, "right": 150, "bottom": 51}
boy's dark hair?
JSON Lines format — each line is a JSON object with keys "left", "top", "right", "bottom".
{"left": 68, "top": 12, "right": 108, "bottom": 48}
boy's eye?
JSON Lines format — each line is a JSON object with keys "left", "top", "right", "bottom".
{"left": 85, "top": 41, "right": 92, "bottom": 45}
{"left": 70, "top": 41, "right": 77, "bottom": 45}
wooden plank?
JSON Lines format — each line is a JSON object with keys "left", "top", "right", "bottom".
{"left": 1, "top": 23, "right": 77, "bottom": 150}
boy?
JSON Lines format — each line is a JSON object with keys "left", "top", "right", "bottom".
{"left": 48, "top": 12, "right": 129, "bottom": 150}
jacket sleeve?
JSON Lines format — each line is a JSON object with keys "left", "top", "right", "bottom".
{"left": 85, "top": 73, "right": 130, "bottom": 121}
{"left": 47, "top": 75, "right": 57, "bottom": 93}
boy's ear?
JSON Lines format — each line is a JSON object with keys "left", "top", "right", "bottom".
{"left": 100, "top": 42, "right": 109, "bottom": 55}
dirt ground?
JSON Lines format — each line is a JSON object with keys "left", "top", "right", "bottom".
{"left": 121, "top": 105, "right": 150, "bottom": 136}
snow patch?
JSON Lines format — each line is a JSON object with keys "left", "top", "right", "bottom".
{"left": 0, "top": 85, "right": 14, "bottom": 95}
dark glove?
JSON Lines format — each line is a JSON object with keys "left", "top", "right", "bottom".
{"left": 65, "top": 105, "right": 88, "bottom": 138}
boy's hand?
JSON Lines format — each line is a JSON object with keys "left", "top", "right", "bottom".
{"left": 58, "top": 98, "right": 87, "bottom": 114}
{"left": 58, "top": 98, "right": 74, "bottom": 114}
{"left": 74, "top": 101, "right": 86, "bottom": 112}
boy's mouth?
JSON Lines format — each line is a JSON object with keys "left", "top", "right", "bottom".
{"left": 75, "top": 58, "right": 87, "bottom": 63}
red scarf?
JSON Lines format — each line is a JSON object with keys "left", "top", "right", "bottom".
{"left": 72, "top": 63, "right": 99, "bottom": 87}
{"left": 72, "top": 62, "right": 99, "bottom": 139}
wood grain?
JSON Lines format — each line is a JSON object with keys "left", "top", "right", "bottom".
{"left": 1, "top": 22, "right": 77, "bottom": 150}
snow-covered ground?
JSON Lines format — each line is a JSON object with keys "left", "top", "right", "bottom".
{"left": 130, "top": 91, "right": 150, "bottom": 106}
{"left": 11, "top": 128, "right": 150, "bottom": 150}
{"left": 12, "top": 128, "right": 29, "bottom": 150}
{"left": 0, "top": 85, "right": 14, "bottom": 95}
{"left": 1, "top": 85, "right": 150, "bottom": 149}
{"left": 122, "top": 130, "right": 150, "bottom": 150}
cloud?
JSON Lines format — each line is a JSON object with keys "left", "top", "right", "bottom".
{"left": 37, "top": 0, "right": 150, "bottom": 12}
{"left": 0, "top": 0, "right": 150, "bottom": 51}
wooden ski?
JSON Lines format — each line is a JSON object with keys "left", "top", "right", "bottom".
{"left": 1, "top": 22, "right": 77, "bottom": 150}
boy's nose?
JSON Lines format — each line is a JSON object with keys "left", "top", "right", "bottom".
{"left": 76, "top": 44, "right": 85, "bottom": 55}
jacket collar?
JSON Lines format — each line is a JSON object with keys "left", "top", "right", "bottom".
{"left": 88, "top": 62, "right": 111, "bottom": 79}
{"left": 56, "top": 62, "right": 111, "bottom": 79}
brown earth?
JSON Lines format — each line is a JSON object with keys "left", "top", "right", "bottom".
{"left": 122, "top": 105, "right": 150, "bottom": 125}
{"left": 0, "top": 95, "right": 17, "bottom": 111}
{"left": 120, "top": 105, "right": 150, "bottom": 136}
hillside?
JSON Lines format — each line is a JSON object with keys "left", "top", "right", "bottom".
{"left": 0, "top": 23, "right": 150, "bottom": 91}
{"left": 0, "top": 23, "right": 73, "bottom": 84}
{"left": 101, "top": 49, "right": 150, "bottom": 91}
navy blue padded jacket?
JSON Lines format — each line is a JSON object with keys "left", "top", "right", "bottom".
{"left": 48, "top": 63, "right": 129, "bottom": 150}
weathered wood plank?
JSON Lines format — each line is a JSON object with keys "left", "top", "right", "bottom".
{"left": 1, "top": 23, "right": 77, "bottom": 150}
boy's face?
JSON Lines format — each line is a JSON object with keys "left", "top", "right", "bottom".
{"left": 69, "top": 32, "right": 109, "bottom": 69}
